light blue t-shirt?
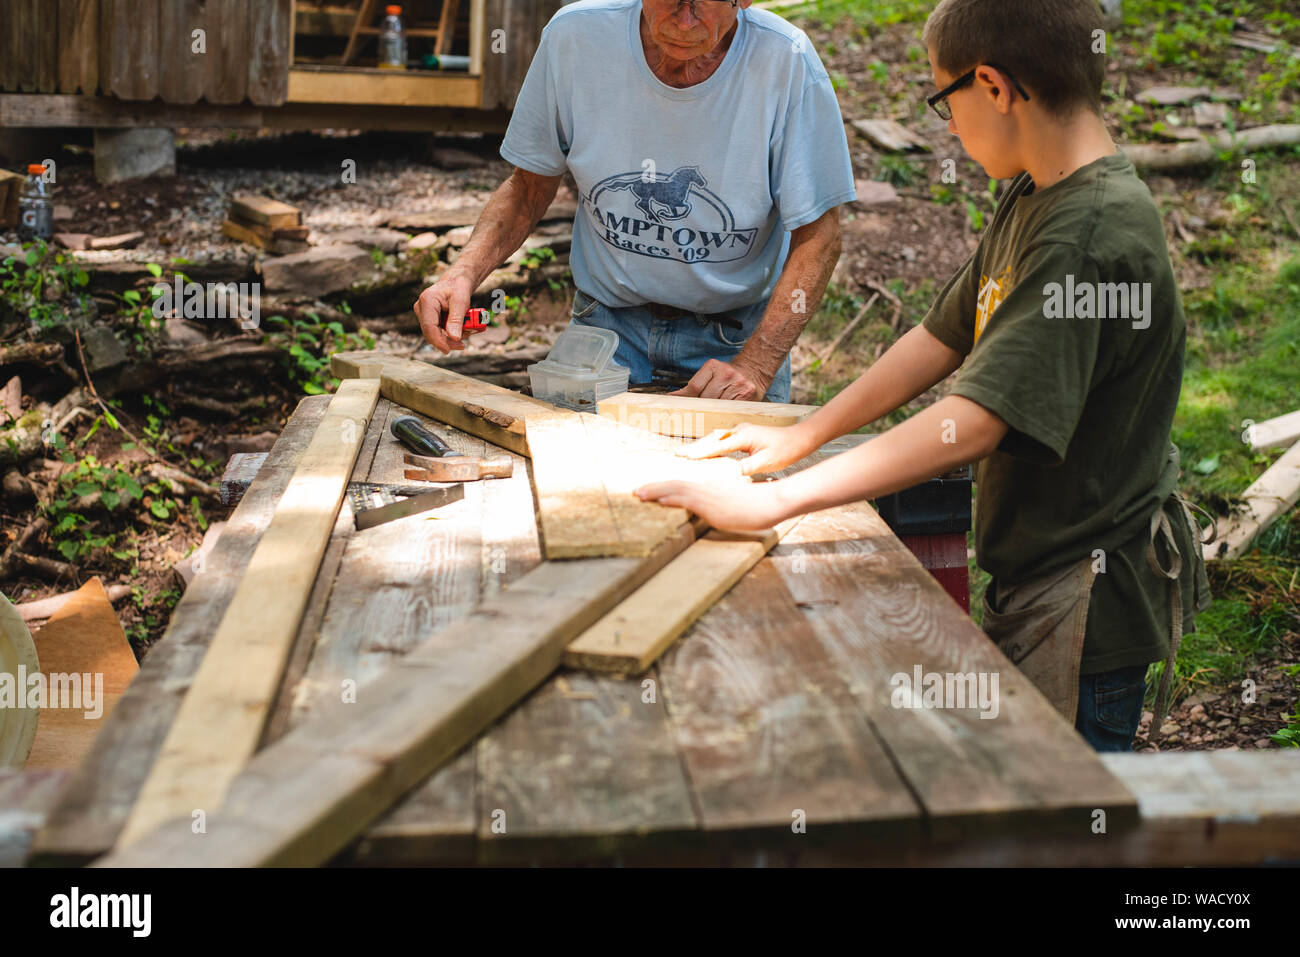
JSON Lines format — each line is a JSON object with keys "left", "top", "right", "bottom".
{"left": 500, "top": 0, "right": 856, "bottom": 313}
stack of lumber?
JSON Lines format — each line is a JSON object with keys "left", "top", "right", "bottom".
{"left": 221, "top": 195, "right": 310, "bottom": 254}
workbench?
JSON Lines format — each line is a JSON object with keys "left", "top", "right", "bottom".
{"left": 28, "top": 394, "right": 1300, "bottom": 867}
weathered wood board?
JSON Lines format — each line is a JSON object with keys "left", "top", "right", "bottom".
{"left": 115, "top": 380, "right": 379, "bottom": 846}
{"left": 598, "top": 392, "right": 819, "bottom": 438}
{"left": 1206, "top": 441, "right": 1300, "bottom": 560}
{"left": 526, "top": 410, "right": 746, "bottom": 559}
{"left": 332, "top": 351, "right": 551, "bottom": 455}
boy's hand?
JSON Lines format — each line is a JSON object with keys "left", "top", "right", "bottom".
{"left": 679, "top": 422, "right": 818, "bottom": 476}
{"left": 634, "top": 479, "right": 788, "bottom": 532}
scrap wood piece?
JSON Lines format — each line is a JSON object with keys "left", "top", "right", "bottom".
{"left": 525, "top": 410, "right": 746, "bottom": 559}
{"left": 332, "top": 351, "right": 551, "bottom": 456}
{"left": 0, "top": 590, "right": 40, "bottom": 769}
{"left": 16, "top": 583, "right": 132, "bottom": 622}
{"left": 24, "top": 578, "right": 140, "bottom": 771}
{"left": 850, "top": 118, "right": 931, "bottom": 153}
{"left": 564, "top": 523, "right": 794, "bottom": 675}
{"left": 229, "top": 194, "right": 301, "bottom": 229}
{"left": 1205, "top": 441, "right": 1300, "bottom": 561}
{"left": 1247, "top": 408, "right": 1300, "bottom": 452}
{"left": 95, "top": 523, "right": 698, "bottom": 867}
{"left": 114, "top": 378, "right": 380, "bottom": 847}
{"left": 1124, "top": 124, "right": 1300, "bottom": 170}
{"left": 597, "top": 391, "right": 819, "bottom": 438}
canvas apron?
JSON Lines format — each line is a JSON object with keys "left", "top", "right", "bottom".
{"left": 982, "top": 489, "right": 1212, "bottom": 729}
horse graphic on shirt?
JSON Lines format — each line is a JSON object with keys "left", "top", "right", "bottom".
{"left": 601, "top": 166, "right": 707, "bottom": 224}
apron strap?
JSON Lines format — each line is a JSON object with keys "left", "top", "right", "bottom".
{"left": 1146, "top": 507, "right": 1183, "bottom": 737}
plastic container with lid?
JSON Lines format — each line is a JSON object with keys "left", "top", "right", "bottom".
{"left": 528, "top": 327, "right": 630, "bottom": 412}
{"left": 378, "top": 5, "right": 407, "bottom": 70}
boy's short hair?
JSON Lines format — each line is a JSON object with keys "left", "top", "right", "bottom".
{"left": 922, "top": 0, "right": 1106, "bottom": 116}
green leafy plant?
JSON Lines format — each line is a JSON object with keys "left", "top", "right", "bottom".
{"left": 0, "top": 240, "right": 92, "bottom": 331}
{"left": 262, "top": 311, "right": 376, "bottom": 395}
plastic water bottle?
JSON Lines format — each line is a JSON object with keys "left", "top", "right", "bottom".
{"left": 378, "top": 5, "right": 407, "bottom": 70}
{"left": 17, "top": 164, "right": 53, "bottom": 242}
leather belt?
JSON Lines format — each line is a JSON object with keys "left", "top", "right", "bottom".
{"left": 645, "top": 301, "right": 744, "bottom": 330}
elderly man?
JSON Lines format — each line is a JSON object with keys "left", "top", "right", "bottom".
{"left": 414, "top": 0, "right": 855, "bottom": 402}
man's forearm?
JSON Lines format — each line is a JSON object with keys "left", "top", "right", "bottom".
{"left": 736, "top": 210, "right": 840, "bottom": 383}
{"left": 448, "top": 168, "right": 562, "bottom": 287}
{"left": 775, "top": 395, "right": 1006, "bottom": 518}
{"left": 801, "top": 324, "right": 965, "bottom": 446}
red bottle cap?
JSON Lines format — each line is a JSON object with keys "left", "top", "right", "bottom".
{"left": 27, "top": 164, "right": 45, "bottom": 175}
{"left": 385, "top": 5, "right": 401, "bottom": 14}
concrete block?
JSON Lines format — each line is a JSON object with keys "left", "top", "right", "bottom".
{"left": 93, "top": 128, "right": 176, "bottom": 184}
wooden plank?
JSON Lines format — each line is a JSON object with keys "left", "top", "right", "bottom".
{"left": 35, "top": 0, "right": 60, "bottom": 93}
{"left": 525, "top": 410, "right": 744, "bottom": 559}
{"left": 220, "top": 218, "right": 308, "bottom": 255}
{"left": 25, "top": 579, "right": 139, "bottom": 770}
{"left": 11, "top": 0, "right": 35, "bottom": 93}
{"left": 0, "top": 3, "right": 16, "bottom": 92}
{"left": 97, "top": 523, "right": 699, "bottom": 867}
{"left": 247, "top": 0, "right": 291, "bottom": 106}
{"left": 473, "top": 671, "right": 698, "bottom": 863}
{"left": 207, "top": 0, "right": 248, "bottom": 105}
{"left": 657, "top": 560, "right": 923, "bottom": 845}
{"left": 564, "top": 527, "right": 781, "bottom": 674}
{"left": 1206, "top": 440, "right": 1300, "bottom": 560}
{"left": 1248, "top": 408, "right": 1300, "bottom": 452}
{"left": 230, "top": 194, "right": 301, "bottom": 228}
{"left": 331, "top": 350, "right": 551, "bottom": 456}
{"left": 114, "top": 380, "right": 380, "bottom": 847}
{"left": 28, "top": 395, "right": 333, "bottom": 865}
{"left": 0, "top": 93, "right": 264, "bottom": 128}
{"left": 158, "top": 0, "right": 209, "bottom": 105}
{"left": 287, "top": 68, "right": 481, "bottom": 106}
{"left": 101, "top": 0, "right": 159, "bottom": 101}
{"left": 0, "top": 768, "right": 71, "bottom": 867}
{"left": 771, "top": 502, "right": 1138, "bottom": 841}
{"left": 598, "top": 391, "right": 819, "bottom": 438}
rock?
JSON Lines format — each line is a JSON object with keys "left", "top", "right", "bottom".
{"left": 322, "top": 227, "right": 410, "bottom": 254}
{"left": 443, "top": 225, "right": 474, "bottom": 247}
{"left": 1216, "top": 718, "right": 1233, "bottom": 728}
{"left": 1188, "top": 704, "right": 1207, "bottom": 720}
{"left": 161, "top": 317, "right": 210, "bottom": 349}
{"left": 386, "top": 203, "right": 486, "bottom": 232}
{"left": 477, "top": 320, "right": 511, "bottom": 345}
{"left": 1159, "top": 721, "right": 1179, "bottom": 735}
{"left": 80, "top": 323, "right": 127, "bottom": 373}
{"left": 54, "top": 233, "right": 93, "bottom": 251}
{"left": 406, "top": 232, "right": 445, "bottom": 252}
{"left": 1254, "top": 737, "right": 1273, "bottom": 749}
{"left": 52, "top": 204, "right": 74, "bottom": 221}
{"left": 429, "top": 146, "right": 489, "bottom": 170}
{"left": 1193, "top": 101, "right": 1230, "bottom": 127}
{"left": 258, "top": 244, "right": 371, "bottom": 297}
{"left": 1136, "top": 86, "right": 1213, "bottom": 106}
{"left": 1183, "top": 690, "right": 1221, "bottom": 708}
{"left": 1, "top": 376, "right": 20, "bottom": 420}
{"left": 93, "top": 128, "right": 176, "bottom": 183}
{"left": 853, "top": 179, "right": 900, "bottom": 206}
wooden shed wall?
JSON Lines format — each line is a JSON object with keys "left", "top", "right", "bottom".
{"left": 479, "top": 0, "right": 563, "bottom": 111}
{"left": 0, "top": 0, "right": 292, "bottom": 106}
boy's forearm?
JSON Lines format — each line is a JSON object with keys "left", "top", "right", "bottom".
{"left": 775, "top": 395, "right": 1006, "bottom": 518}
{"left": 447, "top": 168, "right": 562, "bottom": 288}
{"left": 801, "top": 324, "right": 965, "bottom": 446}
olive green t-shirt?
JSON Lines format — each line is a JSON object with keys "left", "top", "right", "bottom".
{"left": 922, "top": 152, "right": 1188, "bottom": 674}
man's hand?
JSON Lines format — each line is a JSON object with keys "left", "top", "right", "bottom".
{"left": 671, "top": 356, "right": 769, "bottom": 401}
{"left": 679, "top": 422, "right": 819, "bottom": 476}
{"left": 413, "top": 270, "right": 478, "bottom": 353}
{"left": 634, "top": 478, "right": 790, "bottom": 532}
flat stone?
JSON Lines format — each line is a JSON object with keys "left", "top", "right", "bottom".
{"left": 161, "top": 317, "right": 210, "bottom": 349}
{"left": 258, "top": 244, "right": 371, "bottom": 297}
{"left": 429, "top": 146, "right": 489, "bottom": 170}
{"left": 1193, "top": 101, "right": 1230, "bottom": 127}
{"left": 322, "top": 227, "right": 410, "bottom": 254}
{"left": 93, "top": 128, "right": 176, "bottom": 183}
{"left": 80, "top": 323, "right": 127, "bottom": 373}
{"left": 853, "top": 179, "right": 900, "bottom": 205}
{"left": 406, "top": 231, "right": 444, "bottom": 251}
{"left": 443, "top": 225, "right": 474, "bottom": 247}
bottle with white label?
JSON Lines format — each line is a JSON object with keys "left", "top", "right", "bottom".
{"left": 378, "top": 5, "right": 407, "bottom": 70}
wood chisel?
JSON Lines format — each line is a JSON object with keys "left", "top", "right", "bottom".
{"left": 347, "top": 481, "right": 464, "bottom": 530}
{"left": 402, "top": 452, "right": 513, "bottom": 482}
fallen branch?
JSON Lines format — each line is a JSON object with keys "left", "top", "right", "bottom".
{"left": 168, "top": 393, "right": 267, "bottom": 417}
{"left": 74, "top": 329, "right": 144, "bottom": 448}
{"left": 819, "top": 292, "right": 879, "bottom": 363}
{"left": 1123, "top": 124, "right": 1300, "bottom": 171}
{"left": 145, "top": 462, "right": 219, "bottom": 501}
{"left": 5, "top": 550, "right": 75, "bottom": 583}
{"left": 0, "top": 341, "right": 65, "bottom": 368}
{"left": 17, "top": 583, "right": 132, "bottom": 622}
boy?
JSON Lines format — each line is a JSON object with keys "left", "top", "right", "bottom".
{"left": 636, "top": 0, "right": 1209, "bottom": 752}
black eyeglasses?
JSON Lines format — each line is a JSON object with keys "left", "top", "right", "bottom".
{"left": 927, "top": 63, "right": 1031, "bottom": 120}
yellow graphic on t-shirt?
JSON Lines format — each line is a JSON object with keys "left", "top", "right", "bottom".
{"left": 974, "top": 267, "right": 1012, "bottom": 344}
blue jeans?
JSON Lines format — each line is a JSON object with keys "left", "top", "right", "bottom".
{"left": 1076, "top": 664, "right": 1148, "bottom": 751}
{"left": 567, "top": 289, "right": 792, "bottom": 402}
